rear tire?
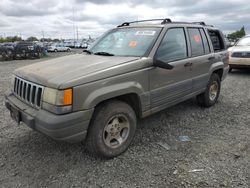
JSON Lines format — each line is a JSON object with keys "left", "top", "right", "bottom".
{"left": 197, "top": 73, "right": 221, "bottom": 107}
{"left": 86, "top": 100, "right": 137, "bottom": 158}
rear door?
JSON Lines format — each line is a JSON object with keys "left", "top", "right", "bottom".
{"left": 149, "top": 27, "right": 193, "bottom": 113}
{"left": 186, "top": 27, "right": 214, "bottom": 92}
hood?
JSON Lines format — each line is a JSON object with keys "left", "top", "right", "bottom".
{"left": 228, "top": 45, "right": 250, "bottom": 52}
{"left": 15, "top": 54, "right": 140, "bottom": 89}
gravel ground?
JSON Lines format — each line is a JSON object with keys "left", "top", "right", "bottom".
{"left": 0, "top": 54, "right": 249, "bottom": 188}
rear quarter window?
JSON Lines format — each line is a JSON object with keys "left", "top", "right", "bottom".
{"left": 207, "top": 29, "right": 225, "bottom": 52}
{"left": 199, "top": 29, "right": 210, "bottom": 54}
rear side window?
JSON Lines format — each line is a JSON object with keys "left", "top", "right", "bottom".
{"left": 155, "top": 28, "right": 187, "bottom": 62}
{"left": 188, "top": 28, "right": 204, "bottom": 57}
{"left": 208, "top": 29, "right": 225, "bottom": 52}
{"left": 199, "top": 29, "right": 210, "bottom": 54}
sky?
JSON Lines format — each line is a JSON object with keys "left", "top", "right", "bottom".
{"left": 0, "top": 0, "right": 249, "bottom": 39}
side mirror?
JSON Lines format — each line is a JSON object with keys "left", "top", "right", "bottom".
{"left": 153, "top": 59, "right": 174, "bottom": 70}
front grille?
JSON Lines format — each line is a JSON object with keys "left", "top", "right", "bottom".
{"left": 13, "top": 77, "right": 44, "bottom": 108}
{"left": 231, "top": 52, "right": 250, "bottom": 58}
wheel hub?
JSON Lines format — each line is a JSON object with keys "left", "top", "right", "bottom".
{"left": 103, "top": 115, "right": 130, "bottom": 148}
{"left": 209, "top": 81, "right": 218, "bottom": 101}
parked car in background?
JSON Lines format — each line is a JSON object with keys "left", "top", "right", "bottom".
{"left": 0, "top": 42, "right": 42, "bottom": 60}
{"left": 14, "top": 42, "right": 43, "bottom": 59}
{"left": 0, "top": 43, "right": 15, "bottom": 60}
{"left": 228, "top": 39, "right": 236, "bottom": 46}
{"left": 81, "top": 42, "right": 88, "bottom": 49}
{"left": 224, "top": 37, "right": 232, "bottom": 48}
{"left": 47, "top": 43, "right": 71, "bottom": 52}
{"left": 74, "top": 42, "right": 82, "bottom": 48}
{"left": 228, "top": 35, "right": 250, "bottom": 72}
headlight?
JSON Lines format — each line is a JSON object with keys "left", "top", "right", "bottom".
{"left": 42, "top": 87, "right": 73, "bottom": 114}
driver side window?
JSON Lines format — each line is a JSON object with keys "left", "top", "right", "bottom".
{"left": 155, "top": 28, "right": 187, "bottom": 62}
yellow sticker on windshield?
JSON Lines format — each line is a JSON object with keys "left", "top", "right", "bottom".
{"left": 129, "top": 41, "right": 138, "bottom": 48}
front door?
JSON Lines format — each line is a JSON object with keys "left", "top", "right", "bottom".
{"left": 149, "top": 27, "right": 193, "bottom": 113}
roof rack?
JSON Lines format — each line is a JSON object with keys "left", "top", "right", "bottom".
{"left": 117, "top": 18, "right": 172, "bottom": 27}
{"left": 192, "top": 22, "right": 214, "bottom": 27}
{"left": 192, "top": 22, "right": 206, "bottom": 26}
{"left": 117, "top": 19, "right": 214, "bottom": 27}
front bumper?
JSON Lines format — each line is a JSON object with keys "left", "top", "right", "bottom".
{"left": 229, "top": 57, "right": 250, "bottom": 67}
{"left": 5, "top": 92, "right": 94, "bottom": 143}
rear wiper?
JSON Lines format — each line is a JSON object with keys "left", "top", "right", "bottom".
{"left": 94, "top": 51, "right": 114, "bottom": 56}
{"left": 83, "top": 49, "right": 93, "bottom": 54}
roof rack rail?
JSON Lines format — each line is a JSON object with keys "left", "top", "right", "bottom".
{"left": 192, "top": 22, "right": 206, "bottom": 25}
{"left": 117, "top": 18, "right": 172, "bottom": 27}
{"left": 192, "top": 22, "right": 214, "bottom": 27}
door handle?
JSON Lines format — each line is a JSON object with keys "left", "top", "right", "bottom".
{"left": 208, "top": 56, "right": 215, "bottom": 61}
{"left": 184, "top": 62, "right": 193, "bottom": 67}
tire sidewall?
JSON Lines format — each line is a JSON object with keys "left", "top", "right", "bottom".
{"left": 88, "top": 101, "right": 137, "bottom": 158}
{"left": 205, "top": 74, "right": 221, "bottom": 106}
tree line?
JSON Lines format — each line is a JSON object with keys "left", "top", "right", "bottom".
{"left": 0, "top": 36, "right": 60, "bottom": 43}
{"left": 227, "top": 26, "right": 246, "bottom": 41}
{"left": 0, "top": 36, "right": 22, "bottom": 43}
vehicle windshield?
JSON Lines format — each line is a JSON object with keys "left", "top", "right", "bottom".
{"left": 89, "top": 27, "right": 162, "bottom": 57}
{"left": 236, "top": 37, "right": 250, "bottom": 46}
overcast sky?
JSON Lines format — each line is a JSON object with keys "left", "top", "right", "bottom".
{"left": 0, "top": 0, "right": 249, "bottom": 39}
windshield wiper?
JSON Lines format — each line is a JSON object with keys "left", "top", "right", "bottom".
{"left": 94, "top": 51, "right": 114, "bottom": 56}
{"left": 83, "top": 49, "right": 93, "bottom": 54}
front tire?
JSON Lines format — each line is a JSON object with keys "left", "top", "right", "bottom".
{"left": 86, "top": 100, "right": 137, "bottom": 158}
{"left": 197, "top": 73, "right": 221, "bottom": 107}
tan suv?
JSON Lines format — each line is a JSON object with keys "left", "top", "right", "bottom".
{"left": 5, "top": 19, "right": 229, "bottom": 158}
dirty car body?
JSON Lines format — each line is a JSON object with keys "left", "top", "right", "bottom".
{"left": 5, "top": 19, "right": 229, "bottom": 157}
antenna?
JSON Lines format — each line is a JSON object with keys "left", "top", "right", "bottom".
{"left": 73, "top": 7, "right": 76, "bottom": 44}
{"left": 76, "top": 25, "right": 79, "bottom": 41}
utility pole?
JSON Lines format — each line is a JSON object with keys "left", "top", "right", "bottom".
{"left": 42, "top": 30, "right": 45, "bottom": 43}
{"left": 18, "top": 33, "right": 22, "bottom": 40}
{"left": 76, "top": 25, "right": 79, "bottom": 41}
{"left": 73, "top": 7, "right": 76, "bottom": 46}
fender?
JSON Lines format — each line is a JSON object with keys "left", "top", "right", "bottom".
{"left": 78, "top": 81, "right": 146, "bottom": 110}
{"left": 208, "top": 61, "right": 224, "bottom": 77}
